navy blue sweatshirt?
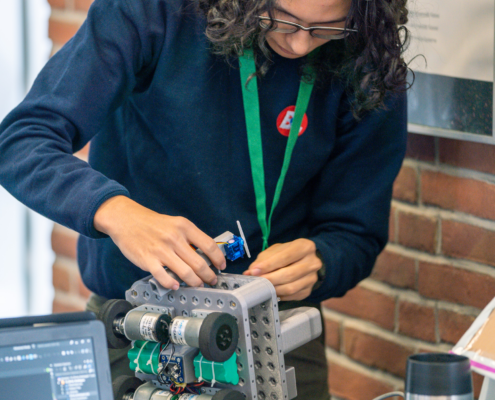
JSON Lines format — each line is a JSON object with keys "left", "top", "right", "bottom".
{"left": 0, "top": 0, "right": 407, "bottom": 302}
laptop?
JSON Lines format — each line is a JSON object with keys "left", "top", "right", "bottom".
{"left": 0, "top": 312, "right": 113, "bottom": 400}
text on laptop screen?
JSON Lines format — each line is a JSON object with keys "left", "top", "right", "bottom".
{"left": 0, "top": 337, "right": 100, "bottom": 400}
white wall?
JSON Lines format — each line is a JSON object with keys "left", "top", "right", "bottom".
{"left": 0, "top": 0, "right": 54, "bottom": 317}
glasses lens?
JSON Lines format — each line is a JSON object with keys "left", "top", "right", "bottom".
{"left": 311, "top": 29, "right": 348, "bottom": 40}
{"left": 259, "top": 19, "right": 298, "bottom": 34}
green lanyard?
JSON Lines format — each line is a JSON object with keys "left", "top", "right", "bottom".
{"left": 239, "top": 48, "right": 316, "bottom": 250}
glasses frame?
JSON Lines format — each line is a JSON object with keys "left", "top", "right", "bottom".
{"left": 258, "top": 16, "right": 358, "bottom": 40}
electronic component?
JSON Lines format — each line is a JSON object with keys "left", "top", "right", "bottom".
{"left": 128, "top": 341, "right": 162, "bottom": 376}
{"left": 223, "top": 236, "right": 245, "bottom": 262}
{"left": 158, "top": 345, "right": 199, "bottom": 384}
{"left": 113, "top": 378, "right": 244, "bottom": 400}
{"left": 194, "top": 352, "right": 239, "bottom": 385}
{"left": 100, "top": 303, "right": 239, "bottom": 363}
{"left": 103, "top": 230, "right": 323, "bottom": 400}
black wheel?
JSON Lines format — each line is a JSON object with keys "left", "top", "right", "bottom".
{"left": 199, "top": 312, "right": 238, "bottom": 362}
{"left": 212, "top": 389, "right": 245, "bottom": 400}
{"left": 112, "top": 376, "right": 142, "bottom": 400}
{"left": 98, "top": 299, "right": 133, "bottom": 349}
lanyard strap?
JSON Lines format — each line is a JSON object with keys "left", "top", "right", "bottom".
{"left": 239, "top": 48, "right": 316, "bottom": 250}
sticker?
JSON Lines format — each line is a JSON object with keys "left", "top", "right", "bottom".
{"left": 170, "top": 319, "right": 189, "bottom": 346}
{"left": 178, "top": 395, "right": 199, "bottom": 400}
{"left": 150, "top": 390, "right": 175, "bottom": 400}
{"left": 140, "top": 314, "right": 159, "bottom": 342}
{"left": 276, "top": 105, "right": 308, "bottom": 137}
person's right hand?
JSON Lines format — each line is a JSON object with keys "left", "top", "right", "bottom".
{"left": 93, "top": 195, "right": 226, "bottom": 290}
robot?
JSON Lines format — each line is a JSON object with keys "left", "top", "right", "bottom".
{"left": 98, "top": 230, "right": 322, "bottom": 400}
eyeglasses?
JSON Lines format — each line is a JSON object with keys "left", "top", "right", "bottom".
{"left": 258, "top": 16, "right": 358, "bottom": 40}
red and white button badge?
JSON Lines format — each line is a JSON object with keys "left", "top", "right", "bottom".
{"left": 276, "top": 106, "right": 308, "bottom": 137}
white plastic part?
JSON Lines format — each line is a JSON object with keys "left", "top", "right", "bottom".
{"left": 236, "top": 220, "right": 251, "bottom": 258}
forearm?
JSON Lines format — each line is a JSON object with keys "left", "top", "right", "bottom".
{"left": 0, "top": 114, "right": 129, "bottom": 237}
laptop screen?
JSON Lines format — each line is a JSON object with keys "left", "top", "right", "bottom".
{"left": 0, "top": 336, "right": 99, "bottom": 400}
{"left": 0, "top": 314, "right": 113, "bottom": 400}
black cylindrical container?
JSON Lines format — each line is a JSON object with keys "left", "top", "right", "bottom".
{"left": 405, "top": 353, "right": 473, "bottom": 400}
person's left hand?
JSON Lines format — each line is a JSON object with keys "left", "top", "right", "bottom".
{"left": 242, "top": 239, "right": 322, "bottom": 301}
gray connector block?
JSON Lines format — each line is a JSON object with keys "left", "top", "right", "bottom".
{"left": 124, "top": 231, "right": 322, "bottom": 400}
{"left": 279, "top": 307, "right": 322, "bottom": 354}
{"left": 196, "top": 231, "right": 236, "bottom": 267}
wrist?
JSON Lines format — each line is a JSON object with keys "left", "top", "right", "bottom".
{"left": 93, "top": 195, "right": 132, "bottom": 235}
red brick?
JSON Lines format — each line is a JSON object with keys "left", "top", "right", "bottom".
{"left": 442, "top": 220, "right": 495, "bottom": 267}
{"left": 51, "top": 229, "right": 78, "bottom": 259}
{"left": 406, "top": 133, "right": 436, "bottom": 163}
{"left": 389, "top": 207, "right": 396, "bottom": 243}
{"left": 328, "top": 362, "right": 398, "bottom": 400}
{"left": 422, "top": 171, "right": 495, "bottom": 221}
{"left": 48, "top": 18, "right": 82, "bottom": 46}
{"left": 398, "top": 301, "right": 436, "bottom": 342}
{"left": 324, "top": 318, "right": 340, "bottom": 351}
{"left": 439, "top": 138, "right": 495, "bottom": 175}
{"left": 343, "top": 328, "right": 414, "bottom": 378}
{"left": 53, "top": 299, "right": 84, "bottom": 313}
{"left": 52, "top": 262, "right": 71, "bottom": 293}
{"left": 75, "top": 0, "right": 94, "bottom": 11}
{"left": 323, "top": 286, "right": 396, "bottom": 331}
{"left": 393, "top": 166, "right": 417, "bottom": 203}
{"left": 418, "top": 261, "right": 495, "bottom": 309}
{"left": 372, "top": 250, "right": 416, "bottom": 289}
{"left": 48, "top": 0, "right": 66, "bottom": 8}
{"left": 438, "top": 309, "right": 476, "bottom": 344}
{"left": 398, "top": 211, "right": 437, "bottom": 253}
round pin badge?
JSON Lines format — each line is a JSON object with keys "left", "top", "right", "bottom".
{"left": 276, "top": 105, "right": 308, "bottom": 137}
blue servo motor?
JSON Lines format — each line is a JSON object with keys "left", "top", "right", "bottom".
{"left": 224, "top": 236, "right": 245, "bottom": 261}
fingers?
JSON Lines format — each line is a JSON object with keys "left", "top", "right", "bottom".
{"left": 175, "top": 242, "right": 219, "bottom": 286}
{"left": 107, "top": 207, "right": 225, "bottom": 288}
{"left": 245, "top": 239, "right": 316, "bottom": 276}
{"left": 178, "top": 218, "right": 226, "bottom": 271}
{"left": 147, "top": 263, "right": 180, "bottom": 291}
{"left": 242, "top": 239, "right": 321, "bottom": 301}
{"left": 259, "top": 256, "right": 321, "bottom": 287}
{"left": 274, "top": 272, "right": 318, "bottom": 301}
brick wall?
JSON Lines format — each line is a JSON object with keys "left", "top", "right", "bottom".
{"left": 47, "top": 1, "right": 495, "bottom": 399}
{"left": 323, "top": 135, "right": 495, "bottom": 399}
{"left": 48, "top": 0, "right": 92, "bottom": 314}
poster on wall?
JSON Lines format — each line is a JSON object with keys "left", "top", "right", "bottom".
{"left": 406, "top": 0, "right": 494, "bottom": 142}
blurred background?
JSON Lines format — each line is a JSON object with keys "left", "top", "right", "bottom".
{"left": 0, "top": 0, "right": 53, "bottom": 317}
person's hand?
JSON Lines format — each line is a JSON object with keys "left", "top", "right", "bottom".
{"left": 93, "top": 196, "right": 226, "bottom": 290}
{"left": 242, "top": 239, "right": 322, "bottom": 301}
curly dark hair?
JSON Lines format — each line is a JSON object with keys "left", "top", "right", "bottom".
{"left": 196, "top": 0, "right": 411, "bottom": 117}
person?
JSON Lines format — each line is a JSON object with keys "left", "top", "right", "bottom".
{"left": 0, "top": 0, "right": 410, "bottom": 397}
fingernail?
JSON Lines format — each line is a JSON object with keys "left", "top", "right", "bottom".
{"left": 211, "top": 278, "right": 218, "bottom": 286}
{"left": 250, "top": 268, "right": 261, "bottom": 276}
{"left": 220, "top": 262, "right": 226, "bottom": 270}
{"left": 172, "top": 283, "right": 179, "bottom": 290}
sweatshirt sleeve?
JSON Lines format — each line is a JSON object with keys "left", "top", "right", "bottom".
{"left": 0, "top": 0, "right": 167, "bottom": 238}
{"left": 306, "top": 91, "right": 408, "bottom": 302}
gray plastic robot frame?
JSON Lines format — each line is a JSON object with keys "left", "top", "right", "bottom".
{"left": 101, "top": 231, "right": 322, "bottom": 400}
